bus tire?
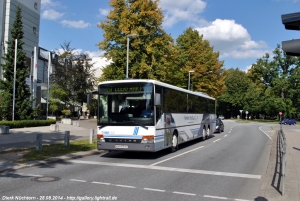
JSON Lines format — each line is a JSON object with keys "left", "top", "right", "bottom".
{"left": 206, "top": 127, "right": 210, "bottom": 139}
{"left": 170, "top": 132, "right": 178, "bottom": 152}
{"left": 202, "top": 127, "right": 206, "bottom": 141}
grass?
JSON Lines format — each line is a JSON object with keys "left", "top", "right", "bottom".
{"left": 22, "top": 139, "right": 97, "bottom": 161}
{"left": 235, "top": 119, "right": 279, "bottom": 124}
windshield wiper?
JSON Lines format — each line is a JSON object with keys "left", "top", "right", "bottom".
{"left": 122, "top": 121, "right": 148, "bottom": 130}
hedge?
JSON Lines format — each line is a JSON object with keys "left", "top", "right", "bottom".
{"left": 0, "top": 119, "right": 56, "bottom": 129}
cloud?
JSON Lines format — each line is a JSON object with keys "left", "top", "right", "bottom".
{"left": 99, "top": 8, "right": 109, "bottom": 16}
{"left": 160, "top": 0, "right": 206, "bottom": 27}
{"left": 195, "top": 19, "right": 271, "bottom": 59}
{"left": 85, "top": 50, "right": 105, "bottom": 58}
{"left": 55, "top": 49, "right": 105, "bottom": 58}
{"left": 41, "top": 0, "right": 60, "bottom": 9}
{"left": 41, "top": 9, "right": 64, "bottom": 20}
{"left": 60, "top": 20, "right": 90, "bottom": 28}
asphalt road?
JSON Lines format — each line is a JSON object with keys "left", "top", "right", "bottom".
{"left": 0, "top": 120, "right": 275, "bottom": 201}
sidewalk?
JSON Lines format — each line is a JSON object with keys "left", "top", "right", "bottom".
{"left": 257, "top": 124, "right": 300, "bottom": 201}
{"left": 0, "top": 120, "right": 101, "bottom": 173}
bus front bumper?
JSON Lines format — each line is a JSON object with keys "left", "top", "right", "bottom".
{"left": 97, "top": 142, "right": 155, "bottom": 152}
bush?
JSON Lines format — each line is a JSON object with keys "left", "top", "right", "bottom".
{"left": 0, "top": 119, "right": 56, "bottom": 129}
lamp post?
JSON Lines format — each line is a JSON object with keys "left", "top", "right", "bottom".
{"left": 12, "top": 39, "right": 17, "bottom": 121}
{"left": 126, "top": 34, "right": 138, "bottom": 78}
{"left": 188, "top": 70, "right": 195, "bottom": 91}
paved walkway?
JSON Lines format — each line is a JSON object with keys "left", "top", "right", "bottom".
{"left": 0, "top": 121, "right": 300, "bottom": 200}
{"left": 0, "top": 120, "right": 98, "bottom": 172}
{"left": 257, "top": 124, "right": 300, "bottom": 201}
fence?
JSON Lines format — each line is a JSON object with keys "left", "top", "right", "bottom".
{"left": 279, "top": 124, "right": 287, "bottom": 196}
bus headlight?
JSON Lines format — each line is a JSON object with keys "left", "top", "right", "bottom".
{"left": 97, "top": 134, "right": 105, "bottom": 142}
{"left": 141, "top": 135, "right": 154, "bottom": 143}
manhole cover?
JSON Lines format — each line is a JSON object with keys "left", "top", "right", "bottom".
{"left": 31, "top": 176, "right": 61, "bottom": 182}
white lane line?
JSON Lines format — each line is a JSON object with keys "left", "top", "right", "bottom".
{"left": 228, "top": 131, "right": 231, "bottom": 133}
{"left": 259, "top": 126, "right": 272, "bottom": 140}
{"left": 224, "top": 134, "right": 228, "bottom": 137}
{"left": 27, "top": 174, "right": 43, "bottom": 177}
{"left": 70, "top": 160, "right": 261, "bottom": 179}
{"left": 204, "top": 195, "right": 227, "bottom": 199}
{"left": 70, "top": 179, "right": 86, "bottom": 182}
{"left": 173, "top": 191, "right": 196, "bottom": 196}
{"left": 144, "top": 188, "right": 166, "bottom": 192}
{"left": 115, "top": 184, "right": 135, "bottom": 188}
{"left": 150, "top": 146, "right": 204, "bottom": 166}
{"left": 213, "top": 139, "right": 221, "bottom": 143}
{"left": 92, "top": 181, "right": 111, "bottom": 185}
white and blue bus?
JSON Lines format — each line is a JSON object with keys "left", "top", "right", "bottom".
{"left": 97, "top": 79, "right": 216, "bottom": 152}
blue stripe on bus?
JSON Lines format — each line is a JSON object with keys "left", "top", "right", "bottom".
{"left": 133, "top": 127, "right": 139, "bottom": 135}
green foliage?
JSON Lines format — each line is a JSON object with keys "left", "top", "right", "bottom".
{"left": 175, "top": 28, "right": 225, "bottom": 98}
{"left": 219, "top": 45, "right": 300, "bottom": 119}
{"left": 97, "top": 0, "right": 174, "bottom": 81}
{"left": 61, "top": 110, "right": 71, "bottom": 116}
{"left": 51, "top": 42, "right": 96, "bottom": 111}
{"left": 0, "top": 119, "right": 56, "bottom": 128}
{"left": 0, "top": 5, "right": 34, "bottom": 120}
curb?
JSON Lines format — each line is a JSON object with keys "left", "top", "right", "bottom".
{"left": 0, "top": 149, "right": 106, "bottom": 173}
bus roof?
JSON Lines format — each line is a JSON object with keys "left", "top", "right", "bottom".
{"left": 98, "top": 79, "right": 215, "bottom": 100}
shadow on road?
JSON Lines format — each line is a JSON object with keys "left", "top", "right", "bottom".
{"left": 271, "top": 131, "right": 283, "bottom": 195}
{"left": 293, "top": 147, "right": 300, "bottom": 151}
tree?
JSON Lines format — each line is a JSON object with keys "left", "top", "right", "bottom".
{"left": 50, "top": 42, "right": 96, "bottom": 112}
{"left": 97, "top": 0, "right": 174, "bottom": 81}
{"left": 248, "top": 45, "right": 300, "bottom": 118}
{"left": 0, "top": 4, "right": 33, "bottom": 120}
{"left": 218, "top": 68, "right": 250, "bottom": 118}
{"left": 176, "top": 28, "right": 225, "bottom": 98}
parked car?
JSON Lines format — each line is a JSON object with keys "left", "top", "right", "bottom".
{"left": 218, "top": 115, "right": 225, "bottom": 120}
{"left": 279, "top": 119, "right": 297, "bottom": 125}
{"left": 215, "top": 118, "right": 224, "bottom": 133}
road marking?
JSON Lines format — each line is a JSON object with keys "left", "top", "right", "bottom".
{"left": 224, "top": 134, "right": 228, "bottom": 137}
{"left": 173, "top": 191, "right": 196, "bottom": 196}
{"left": 70, "top": 179, "right": 86, "bottom": 182}
{"left": 144, "top": 188, "right": 166, "bottom": 192}
{"left": 70, "top": 160, "right": 261, "bottom": 179}
{"left": 259, "top": 126, "right": 272, "bottom": 139}
{"left": 115, "top": 184, "right": 135, "bottom": 188}
{"left": 213, "top": 139, "right": 221, "bottom": 143}
{"left": 204, "top": 195, "right": 227, "bottom": 199}
{"left": 27, "top": 174, "right": 43, "bottom": 177}
{"left": 92, "top": 181, "right": 111, "bottom": 185}
{"left": 150, "top": 146, "right": 204, "bottom": 166}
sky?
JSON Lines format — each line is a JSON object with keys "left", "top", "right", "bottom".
{"left": 39, "top": 0, "right": 300, "bottom": 71}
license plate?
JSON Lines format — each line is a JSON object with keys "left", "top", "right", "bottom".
{"left": 115, "top": 145, "right": 128, "bottom": 149}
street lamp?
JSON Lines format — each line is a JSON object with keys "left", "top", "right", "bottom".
{"left": 188, "top": 70, "right": 195, "bottom": 91}
{"left": 126, "top": 34, "right": 138, "bottom": 78}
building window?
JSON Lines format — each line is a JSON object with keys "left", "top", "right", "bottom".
{"left": 33, "top": 27, "right": 37, "bottom": 34}
{"left": 34, "top": 2, "right": 38, "bottom": 10}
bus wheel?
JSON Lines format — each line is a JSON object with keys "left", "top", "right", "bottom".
{"left": 206, "top": 127, "right": 210, "bottom": 139}
{"left": 171, "top": 133, "right": 178, "bottom": 152}
{"left": 202, "top": 127, "right": 206, "bottom": 141}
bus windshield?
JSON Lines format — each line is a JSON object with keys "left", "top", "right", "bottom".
{"left": 97, "top": 82, "right": 155, "bottom": 126}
